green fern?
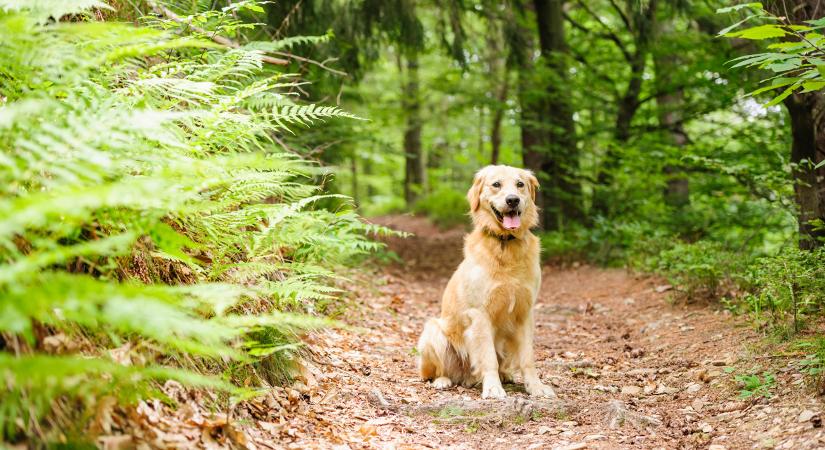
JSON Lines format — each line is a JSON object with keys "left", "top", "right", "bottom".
{"left": 0, "top": 0, "right": 390, "bottom": 444}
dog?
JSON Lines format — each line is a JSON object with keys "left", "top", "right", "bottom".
{"left": 417, "top": 165, "right": 555, "bottom": 399}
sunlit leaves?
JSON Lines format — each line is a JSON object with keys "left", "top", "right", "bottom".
{"left": 720, "top": 4, "right": 825, "bottom": 104}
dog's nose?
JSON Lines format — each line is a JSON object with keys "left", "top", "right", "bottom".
{"left": 505, "top": 195, "right": 520, "bottom": 208}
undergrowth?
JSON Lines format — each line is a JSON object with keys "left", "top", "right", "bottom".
{"left": 412, "top": 187, "right": 469, "bottom": 229}
{"left": 0, "top": 0, "right": 390, "bottom": 444}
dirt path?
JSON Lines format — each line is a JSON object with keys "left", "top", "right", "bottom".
{"left": 245, "top": 215, "right": 825, "bottom": 450}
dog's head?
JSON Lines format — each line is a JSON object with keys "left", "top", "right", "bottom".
{"left": 467, "top": 165, "right": 539, "bottom": 233}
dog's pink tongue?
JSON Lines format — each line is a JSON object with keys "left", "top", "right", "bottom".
{"left": 503, "top": 213, "right": 521, "bottom": 230}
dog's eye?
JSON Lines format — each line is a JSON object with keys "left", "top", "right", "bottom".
{"left": 516, "top": 181, "right": 524, "bottom": 188}
{"left": 492, "top": 181, "right": 501, "bottom": 188}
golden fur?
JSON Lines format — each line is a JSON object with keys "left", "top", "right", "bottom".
{"left": 417, "top": 165, "right": 555, "bottom": 399}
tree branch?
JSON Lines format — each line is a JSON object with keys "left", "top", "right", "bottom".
{"left": 146, "top": 0, "right": 289, "bottom": 66}
{"left": 607, "top": 0, "right": 633, "bottom": 32}
{"left": 573, "top": 0, "right": 633, "bottom": 63}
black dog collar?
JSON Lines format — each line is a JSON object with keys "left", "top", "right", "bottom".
{"left": 484, "top": 228, "right": 517, "bottom": 242}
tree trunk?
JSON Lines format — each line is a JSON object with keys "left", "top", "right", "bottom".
{"left": 520, "top": 0, "right": 581, "bottom": 230}
{"left": 654, "top": 20, "right": 689, "bottom": 209}
{"left": 785, "top": 93, "right": 825, "bottom": 249}
{"left": 765, "top": 0, "right": 825, "bottom": 249}
{"left": 659, "top": 104, "right": 690, "bottom": 209}
{"left": 350, "top": 155, "right": 359, "bottom": 207}
{"left": 486, "top": 15, "right": 509, "bottom": 166}
{"left": 490, "top": 80, "right": 507, "bottom": 165}
{"left": 403, "top": 51, "right": 425, "bottom": 207}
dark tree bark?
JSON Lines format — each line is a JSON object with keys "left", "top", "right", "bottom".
{"left": 659, "top": 91, "right": 690, "bottom": 209}
{"left": 765, "top": 0, "right": 825, "bottom": 249}
{"left": 518, "top": 0, "right": 582, "bottom": 230}
{"left": 490, "top": 80, "right": 508, "bottom": 165}
{"left": 403, "top": 51, "right": 425, "bottom": 207}
{"left": 350, "top": 155, "right": 359, "bottom": 207}
{"left": 654, "top": 20, "right": 689, "bottom": 209}
{"left": 785, "top": 93, "right": 825, "bottom": 249}
{"left": 363, "top": 157, "right": 375, "bottom": 198}
{"left": 484, "top": 5, "right": 509, "bottom": 165}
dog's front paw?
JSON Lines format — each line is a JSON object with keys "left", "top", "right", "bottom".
{"left": 432, "top": 377, "right": 453, "bottom": 390}
{"left": 482, "top": 382, "right": 507, "bottom": 399}
{"left": 526, "top": 382, "right": 556, "bottom": 398}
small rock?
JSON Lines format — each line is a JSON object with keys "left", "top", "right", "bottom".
{"left": 593, "top": 384, "right": 619, "bottom": 393}
{"left": 708, "top": 445, "right": 727, "bottom": 450}
{"left": 537, "top": 426, "right": 554, "bottom": 435}
{"left": 701, "top": 423, "right": 713, "bottom": 433}
{"left": 692, "top": 398, "right": 705, "bottom": 412}
{"left": 584, "top": 434, "right": 606, "bottom": 441}
{"left": 560, "top": 430, "right": 576, "bottom": 438}
{"left": 655, "top": 384, "right": 679, "bottom": 395}
{"left": 555, "top": 444, "right": 587, "bottom": 450}
{"left": 655, "top": 284, "right": 672, "bottom": 293}
{"left": 699, "top": 370, "right": 722, "bottom": 383}
{"left": 622, "top": 386, "right": 642, "bottom": 396}
{"left": 686, "top": 383, "right": 702, "bottom": 393}
{"left": 799, "top": 410, "right": 817, "bottom": 423}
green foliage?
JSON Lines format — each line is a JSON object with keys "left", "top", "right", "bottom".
{"left": 734, "top": 370, "right": 776, "bottom": 399}
{"left": 719, "top": 3, "right": 825, "bottom": 105}
{"left": 740, "top": 247, "right": 825, "bottom": 335}
{"left": 0, "top": 0, "right": 386, "bottom": 442}
{"left": 649, "top": 241, "right": 745, "bottom": 301}
{"left": 796, "top": 337, "right": 825, "bottom": 390}
{"left": 413, "top": 188, "right": 469, "bottom": 228}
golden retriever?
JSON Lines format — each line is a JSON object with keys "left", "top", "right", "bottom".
{"left": 417, "top": 165, "right": 555, "bottom": 399}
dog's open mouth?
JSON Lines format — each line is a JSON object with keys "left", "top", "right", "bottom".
{"left": 491, "top": 205, "right": 521, "bottom": 230}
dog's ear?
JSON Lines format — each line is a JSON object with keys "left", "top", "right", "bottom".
{"left": 467, "top": 171, "right": 485, "bottom": 212}
{"left": 524, "top": 170, "right": 539, "bottom": 203}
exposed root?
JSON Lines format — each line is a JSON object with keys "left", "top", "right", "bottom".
{"left": 368, "top": 388, "right": 569, "bottom": 426}
{"left": 604, "top": 400, "right": 662, "bottom": 429}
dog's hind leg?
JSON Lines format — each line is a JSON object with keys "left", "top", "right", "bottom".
{"left": 418, "top": 318, "right": 455, "bottom": 389}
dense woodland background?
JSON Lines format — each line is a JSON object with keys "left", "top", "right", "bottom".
{"left": 4, "top": 0, "right": 825, "bottom": 446}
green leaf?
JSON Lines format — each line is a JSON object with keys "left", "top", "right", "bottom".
{"left": 766, "top": 59, "right": 802, "bottom": 72}
{"left": 717, "top": 2, "right": 763, "bottom": 14}
{"left": 149, "top": 222, "right": 204, "bottom": 268}
{"left": 801, "top": 81, "right": 825, "bottom": 92}
{"left": 718, "top": 15, "right": 761, "bottom": 37}
{"left": 765, "top": 82, "right": 802, "bottom": 106}
{"left": 749, "top": 78, "right": 797, "bottom": 96}
{"left": 726, "top": 24, "right": 788, "bottom": 40}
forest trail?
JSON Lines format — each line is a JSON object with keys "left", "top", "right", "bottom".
{"left": 244, "top": 216, "right": 825, "bottom": 450}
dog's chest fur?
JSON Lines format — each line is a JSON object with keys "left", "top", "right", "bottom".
{"left": 465, "top": 232, "right": 540, "bottom": 330}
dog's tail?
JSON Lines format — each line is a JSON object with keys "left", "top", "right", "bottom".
{"left": 418, "top": 318, "right": 465, "bottom": 381}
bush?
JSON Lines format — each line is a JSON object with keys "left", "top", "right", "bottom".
{"left": 649, "top": 241, "right": 746, "bottom": 301}
{"left": 0, "top": 1, "right": 386, "bottom": 443}
{"left": 413, "top": 188, "right": 470, "bottom": 228}
{"left": 740, "top": 247, "right": 825, "bottom": 335}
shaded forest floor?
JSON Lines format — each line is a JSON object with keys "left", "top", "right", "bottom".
{"left": 118, "top": 216, "right": 825, "bottom": 449}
